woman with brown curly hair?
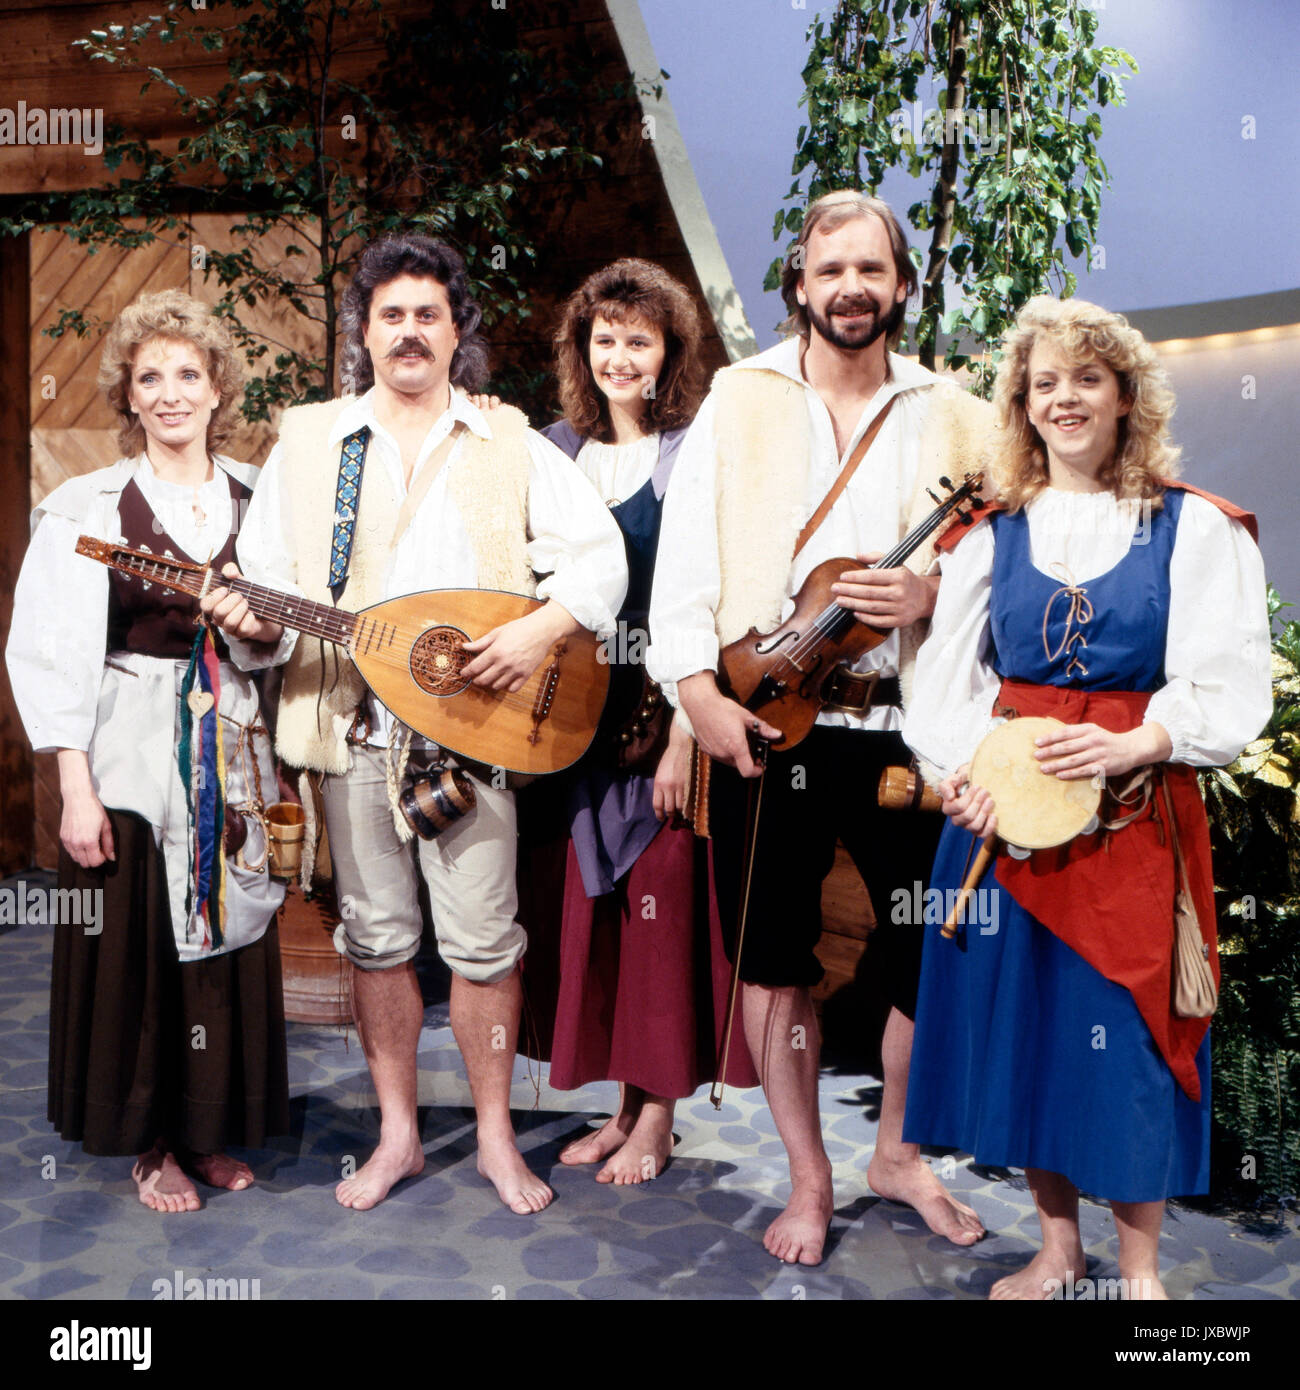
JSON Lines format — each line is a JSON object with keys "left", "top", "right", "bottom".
{"left": 6, "top": 289, "right": 288, "bottom": 1212}
{"left": 900, "top": 297, "right": 1271, "bottom": 1297}
{"left": 520, "top": 259, "right": 756, "bottom": 1183}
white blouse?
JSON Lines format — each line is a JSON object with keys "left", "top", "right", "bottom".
{"left": 647, "top": 339, "right": 947, "bottom": 732}
{"left": 574, "top": 433, "right": 660, "bottom": 506}
{"left": 230, "top": 388, "right": 628, "bottom": 751}
{"left": 901, "top": 487, "right": 1273, "bottom": 784}
{"left": 131, "top": 453, "right": 237, "bottom": 564}
{"left": 5, "top": 455, "right": 284, "bottom": 960}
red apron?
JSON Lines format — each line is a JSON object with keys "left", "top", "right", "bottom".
{"left": 987, "top": 678, "right": 1216, "bottom": 1103}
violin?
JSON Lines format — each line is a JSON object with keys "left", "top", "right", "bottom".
{"left": 714, "top": 472, "right": 984, "bottom": 749}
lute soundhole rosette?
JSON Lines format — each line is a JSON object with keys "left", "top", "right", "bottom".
{"left": 410, "top": 626, "right": 472, "bottom": 697}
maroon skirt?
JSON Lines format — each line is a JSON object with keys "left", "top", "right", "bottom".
{"left": 521, "top": 821, "right": 757, "bottom": 1098}
{"left": 49, "top": 808, "right": 290, "bottom": 1156}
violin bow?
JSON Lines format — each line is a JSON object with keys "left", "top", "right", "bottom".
{"left": 710, "top": 729, "right": 769, "bottom": 1109}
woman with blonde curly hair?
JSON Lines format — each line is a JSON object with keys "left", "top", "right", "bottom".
{"left": 900, "top": 296, "right": 1271, "bottom": 1297}
{"left": 519, "top": 259, "right": 756, "bottom": 1184}
{"left": 7, "top": 289, "right": 288, "bottom": 1213}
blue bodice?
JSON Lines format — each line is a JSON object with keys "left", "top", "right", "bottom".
{"left": 989, "top": 488, "right": 1184, "bottom": 694}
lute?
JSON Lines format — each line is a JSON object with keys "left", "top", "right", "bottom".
{"left": 74, "top": 537, "right": 610, "bottom": 776}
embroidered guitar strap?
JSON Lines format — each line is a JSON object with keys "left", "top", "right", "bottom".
{"left": 328, "top": 426, "right": 372, "bottom": 601}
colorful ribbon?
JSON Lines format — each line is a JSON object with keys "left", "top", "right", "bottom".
{"left": 178, "top": 624, "right": 227, "bottom": 950}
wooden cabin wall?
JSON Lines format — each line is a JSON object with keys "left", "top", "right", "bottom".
{"left": 0, "top": 232, "right": 34, "bottom": 875}
{"left": 1, "top": 0, "right": 733, "bottom": 873}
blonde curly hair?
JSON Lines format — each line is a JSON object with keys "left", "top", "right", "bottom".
{"left": 992, "top": 296, "right": 1180, "bottom": 511}
{"left": 97, "top": 290, "right": 244, "bottom": 457}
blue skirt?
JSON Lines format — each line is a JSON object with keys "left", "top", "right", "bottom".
{"left": 902, "top": 821, "right": 1210, "bottom": 1203}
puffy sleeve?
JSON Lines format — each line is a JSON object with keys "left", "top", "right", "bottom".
{"left": 228, "top": 441, "right": 301, "bottom": 672}
{"left": 5, "top": 505, "right": 110, "bottom": 754}
{"left": 901, "top": 519, "right": 1003, "bottom": 784}
{"left": 524, "top": 430, "right": 628, "bottom": 639}
{"left": 645, "top": 396, "right": 725, "bottom": 710}
{"left": 1144, "top": 492, "right": 1272, "bottom": 765}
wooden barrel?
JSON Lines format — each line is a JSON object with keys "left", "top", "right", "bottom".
{"left": 276, "top": 882, "right": 353, "bottom": 1025}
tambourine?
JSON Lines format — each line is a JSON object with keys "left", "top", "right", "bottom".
{"left": 967, "top": 715, "right": 1101, "bottom": 850}
{"left": 941, "top": 716, "right": 1101, "bottom": 939}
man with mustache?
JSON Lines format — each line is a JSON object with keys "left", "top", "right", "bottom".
{"left": 204, "top": 232, "right": 626, "bottom": 1213}
{"left": 648, "top": 191, "right": 994, "bottom": 1265}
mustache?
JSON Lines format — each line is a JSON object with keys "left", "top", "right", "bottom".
{"left": 386, "top": 338, "right": 434, "bottom": 360}
{"left": 830, "top": 297, "right": 880, "bottom": 316}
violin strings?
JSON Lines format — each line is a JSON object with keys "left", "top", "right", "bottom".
{"left": 761, "top": 483, "right": 977, "bottom": 681}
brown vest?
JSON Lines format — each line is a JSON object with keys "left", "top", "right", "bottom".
{"left": 107, "top": 473, "right": 248, "bottom": 659}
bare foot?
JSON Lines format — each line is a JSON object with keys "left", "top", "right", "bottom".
{"left": 596, "top": 1108, "right": 675, "bottom": 1185}
{"left": 867, "top": 1152, "right": 985, "bottom": 1246}
{"left": 335, "top": 1138, "right": 425, "bottom": 1211}
{"left": 560, "top": 1111, "right": 638, "bottom": 1166}
{"left": 477, "top": 1132, "right": 554, "bottom": 1214}
{"left": 133, "top": 1147, "right": 201, "bottom": 1214}
{"left": 765, "top": 1174, "right": 834, "bottom": 1266}
{"left": 989, "top": 1245, "right": 1087, "bottom": 1300}
{"left": 183, "top": 1151, "right": 255, "bottom": 1191}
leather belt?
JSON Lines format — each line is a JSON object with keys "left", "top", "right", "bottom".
{"left": 820, "top": 666, "right": 900, "bottom": 714}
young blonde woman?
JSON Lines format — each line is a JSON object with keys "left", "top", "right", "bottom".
{"left": 7, "top": 290, "right": 288, "bottom": 1213}
{"left": 520, "top": 259, "right": 756, "bottom": 1183}
{"left": 901, "top": 297, "right": 1271, "bottom": 1298}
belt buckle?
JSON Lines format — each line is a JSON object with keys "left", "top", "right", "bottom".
{"left": 820, "top": 664, "right": 880, "bottom": 716}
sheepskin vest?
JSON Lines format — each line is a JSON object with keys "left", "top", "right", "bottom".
{"left": 708, "top": 363, "right": 998, "bottom": 709}
{"left": 275, "top": 397, "right": 535, "bottom": 772}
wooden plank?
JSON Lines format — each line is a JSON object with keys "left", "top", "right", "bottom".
{"left": 822, "top": 844, "right": 876, "bottom": 939}
{"left": 30, "top": 224, "right": 108, "bottom": 328}
{"left": 32, "top": 233, "right": 188, "bottom": 430}
{"left": 812, "top": 929, "right": 869, "bottom": 1007}
{"left": 30, "top": 427, "right": 118, "bottom": 507}
{"left": 0, "top": 5, "right": 639, "bottom": 193}
{"left": 0, "top": 230, "right": 34, "bottom": 874}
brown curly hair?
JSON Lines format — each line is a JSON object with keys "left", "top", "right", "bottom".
{"left": 554, "top": 259, "right": 705, "bottom": 443}
{"left": 97, "top": 290, "right": 244, "bottom": 458}
{"left": 993, "top": 296, "right": 1181, "bottom": 511}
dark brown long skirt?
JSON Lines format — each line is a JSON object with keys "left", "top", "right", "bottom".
{"left": 48, "top": 808, "right": 290, "bottom": 1156}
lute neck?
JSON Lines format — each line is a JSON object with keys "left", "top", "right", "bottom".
{"left": 225, "top": 575, "right": 357, "bottom": 647}
{"left": 74, "top": 539, "right": 357, "bottom": 649}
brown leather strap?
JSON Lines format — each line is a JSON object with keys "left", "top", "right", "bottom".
{"left": 792, "top": 394, "right": 898, "bottom": 559}
{"left": 684, "top": 742, "right": 712, "bottom": 838}
{"left": 390, "top": 421, "right": 466, "bottom": 547}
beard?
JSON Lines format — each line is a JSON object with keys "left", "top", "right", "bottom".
{"left": 805, "top": 293, "right": 905, "bottom": 352}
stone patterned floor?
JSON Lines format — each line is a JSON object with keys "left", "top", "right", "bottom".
{"left": 1, "top": 907, "right": 1296, "bottom": 1301}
